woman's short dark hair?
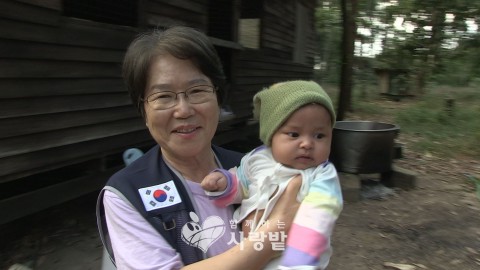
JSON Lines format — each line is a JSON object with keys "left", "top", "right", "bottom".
{"left": 122, "top": 26, "right": 226, "bottom": 117}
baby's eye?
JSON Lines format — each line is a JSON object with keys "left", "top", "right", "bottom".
{"left": 287, "top": 132, "right": 299, "bottom": 138}
{"left": 315, "top": 133, "right": 325, "bottom": 139}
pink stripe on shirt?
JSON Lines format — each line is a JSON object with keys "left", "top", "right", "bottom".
{"left": 286, "top": 223, "right": 328, "bottom": 258}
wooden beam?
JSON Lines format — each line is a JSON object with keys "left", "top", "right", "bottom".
{"left": 0, "top": 78, "right": 125, "bottom": 98}
{"left": 0, "top": 165, "right": 121, "bottom": 225}
{"left": 0, "top": 93, "right": 131, "bottom": 118}
{"left": 0, "top": 118, "right": 146, "bottom": 159}
{"left": 0, "top": 39, "right": 125, "bottom": 63}
{"left": 0, "top": 131, "right": 153, "bottom": 182}
{"left": 0, "top": 106, "right": 139, "bottom": 138}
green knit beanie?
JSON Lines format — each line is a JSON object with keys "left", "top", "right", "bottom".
{"left": 253, "top": 80, "right": 336, "bottom": 146}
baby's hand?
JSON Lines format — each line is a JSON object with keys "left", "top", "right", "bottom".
{"left": 201, "top": 171, "right": 228, "bottom": 192}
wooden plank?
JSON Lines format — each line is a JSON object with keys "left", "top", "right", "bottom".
{"left": 147, "top": 1, "right": 206, "bottom": 27}
{"left": 264, "top": 27, "right": 294, "bottom": 45}
{"left": 148, "top": 0, "right": 204, "bottom": 17}
{"left": 0, "top": 18, "right": 54, "bottom": 42}
{"left": 151, "top": 0, "right": 206, "bottom": 14}
{"left": 264, "top": 1, "right": 294, "bottom": 18}
{"left": 146, "top": 15, "right": 188, "bottom": 29}
{"left": 0, "top": 165, "right": 121, "bottom": 225}
{"left": 0, "top": 118, "right": 146, "bottom": 159}
{"left": 210, "top": 37, "right": 243, "bottom": 50}
{"left": 264, "top": 24, "right": 295, "bottom": 40}
{"left": 238, "top": 57, "right": 312, "bottom": 68}
{"left": 0, "top": 39, "right": 125, "bottom": 63}
{"left": 264, "top": 17, "right": 294, "bottom": 35}
{"left": 0, "top": 78, "right": 125, "bottom": 98}
{"left": 239, "top": 61, "right": 313, "bottom": 72}
{"left": 236, "top": 69, "right": 310, "bottom": 78}
{"left": 237, "top": 61, "right": 312, "bottom": 73}
{"left": 15, "top": 0, "right": 61, "bottom": 11}
{"left": 298, "top": 0, "right": 316, "bottom": 9}
{"left": 262, "top": 39, "right": 292, "bottom": 53}
{"left": 0, "top": 0, "right": 60, "bottom": 26}
{"left": 0, "top": 17, "right": 136, "bottom": 50}
{"left": 59, "top": 17, "right": 138, "bottom": 49}
{"left": 238, "top": 51, "right": 310, "bottom": 66}
{"left": 0, "top": 93, "right": 132, "bottom": 118}
{"left": 230, "top": 84, "right": 265, "bottom": 93}
{"left": 0, "top": 130, "right": 154, "bottom": 182}
{"left": 0, "top": 106, "right": 140, "bottom": 138}
{"left": 238, "top": 57, "right": 306, "bottom": 68}
{"left": 234, "top": 78, "right": 278, "bottom": 87}
{"left": 0, "top": 59, "right": 121, "bottom": 78}
{"left": 0, "top": 118, "right": 263, "bottom": 182}
{"left": 236, "top": 76, "right": 311, "bottom": 85}
{"left": 264, "top": 6, "right": 294, "bottom": 28}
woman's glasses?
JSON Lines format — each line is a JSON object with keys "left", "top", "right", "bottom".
{"left": 142, "top": 85, "right": 217, "bottom": 110}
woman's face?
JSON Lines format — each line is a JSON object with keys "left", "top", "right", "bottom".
{"left": 143, "top": 53, "right": 219, "bottom": 160}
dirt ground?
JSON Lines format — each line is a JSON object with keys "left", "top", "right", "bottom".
{"left": 328, "top": 98, "right": 480, "bottom": 270}
{"left": 1, "top": 101, "right": 480, "bottom": 270}
{"left": 0, "top": 192, "right": 104, "bottom": 270}
{"left": 329, "top": 150, "right": 480, "bottom": 270}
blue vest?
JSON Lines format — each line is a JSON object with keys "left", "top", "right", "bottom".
{"left": 96, "top": 145, "right": 243, "bottom": 266}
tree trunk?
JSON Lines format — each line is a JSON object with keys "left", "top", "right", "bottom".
{"left": 337, "top": 0, "right": 357, "bottom": 121}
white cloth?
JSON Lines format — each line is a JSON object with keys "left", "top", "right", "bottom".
{"left": 233, "top": 148, "right": 330, "bottom": 232}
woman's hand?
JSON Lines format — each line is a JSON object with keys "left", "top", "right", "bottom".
{"left": 243, "top": 175, "right": 302, "bottom": 237}
{"left": 256, "top": 175, "right": 302, "bottom": 259}
{"left": 269, "top": 175, "right": 302, "bottom": 227}
{"left": 183, "top": 175, "right": 302, "bottom": 270}
{"left": 264, "top": 174, "right": 302, "bottom": 233}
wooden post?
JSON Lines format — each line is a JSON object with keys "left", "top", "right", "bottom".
{"left": 444, "top": 98, "right": 455, "bottom": 116}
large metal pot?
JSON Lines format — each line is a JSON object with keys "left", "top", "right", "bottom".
{"left": 330, "top": 121, "right": 399, "bottom": 174}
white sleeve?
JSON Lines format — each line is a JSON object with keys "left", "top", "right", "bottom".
{"left": 103, "top": 190, "right": 184, "bottom": 270}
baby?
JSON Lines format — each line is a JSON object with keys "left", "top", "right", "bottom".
{"left": 202, "top": 80, "right": 343, "bottom": 269}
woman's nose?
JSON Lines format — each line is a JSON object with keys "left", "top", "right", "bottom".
{"left": 173, "top": 95, "right": 194, "bottom": 117}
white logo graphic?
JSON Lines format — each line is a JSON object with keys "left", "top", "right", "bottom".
{"left": 181, "top": 212, "right": 226, "bottom": 253}
{"left": 138, "top": 180, "right": 182, "bottom": 211}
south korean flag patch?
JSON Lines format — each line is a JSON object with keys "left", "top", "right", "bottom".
{"left": 138, "top": 180, "right": 183, "bottom": 211}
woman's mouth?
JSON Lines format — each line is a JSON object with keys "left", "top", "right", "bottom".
{"left": 173, "top": 126, "right": 199, "bottom": 134}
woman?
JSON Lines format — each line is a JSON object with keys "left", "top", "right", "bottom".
{"left": 96, "top": 26, "right": 301, "bottom": 270}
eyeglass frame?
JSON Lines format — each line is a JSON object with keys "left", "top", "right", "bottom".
{"left": 140, "top": 84, "right": 218, "bottom": 110}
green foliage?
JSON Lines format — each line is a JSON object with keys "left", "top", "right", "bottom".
{"left": 374, "top": 47, "right": 413, "bottom": 70}
{"left": 354, "top": 100, "right": 387, "bottom": 115}
{"left": 348, "top": 83, "right": 386, "bottom": 114}
{"left": 368, "top": 0, "right": 480, "bottom": 90}
{"left": 315, "top": 0, "right": 480, "bottom": 91}
{"left": 315, "top": 2, "right": 343, "bottom": 84}
{"left": 433, "top": 35, "right": 480, "bottom": 86}
{"left": 395, "top": 87, "right": 480, "bottom": 158}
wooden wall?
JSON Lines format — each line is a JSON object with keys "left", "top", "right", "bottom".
{"left": 0, "top": 0, "right": 317, "bottom": 224}
{"left": 143, "top": 0, "right": 208, "bottom": 31}
{"left": 230, "top": 0, "right": 316, "bottom": 120}
{"left": 0, "top": 0, "right": 153, "bottom": 223}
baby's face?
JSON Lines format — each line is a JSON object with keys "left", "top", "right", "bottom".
{"left": 271, "top": 104, "right": 332, "bottom": 170}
